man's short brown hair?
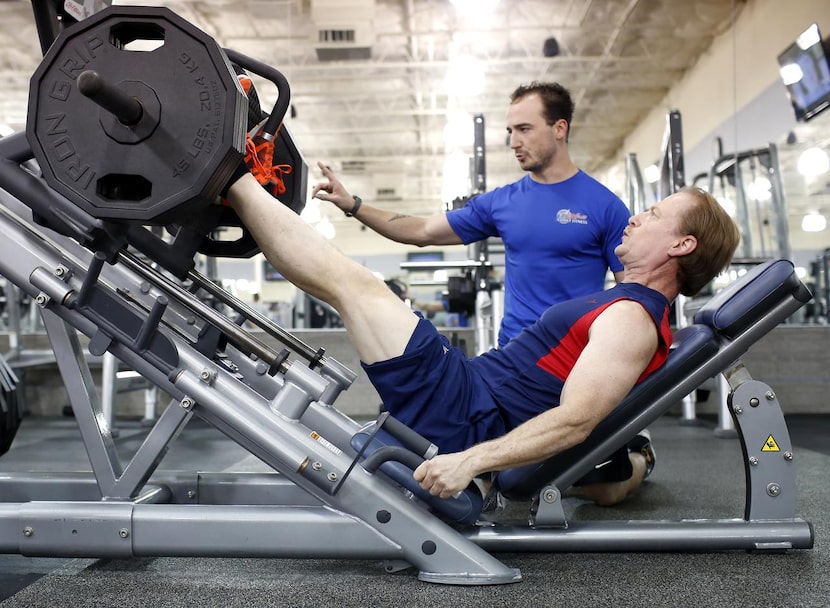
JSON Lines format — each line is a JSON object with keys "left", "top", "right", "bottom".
{"left": 510, "top": 82, "right": 575, "bottom": 140}
{"left": 675, "top": 187, "right": 741, "bottom": 296}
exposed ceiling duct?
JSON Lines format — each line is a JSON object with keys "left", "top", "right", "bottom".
{"left": 310, "top": 0, "right": 375, "bottom": 61}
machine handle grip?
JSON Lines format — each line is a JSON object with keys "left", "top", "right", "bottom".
{"left": 380, "top": 414, "right": 438, "bottom": 460}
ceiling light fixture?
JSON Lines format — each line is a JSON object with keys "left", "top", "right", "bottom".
{"left": 441, "top": 149, "right": 471, "bottom": 202}
{"left": 716, "top": 195, "right": 737, "bottom": 217}
{"left": 450, "top": 0, "right": 500, "bottom": 13}
{"left": 300, "top": 200, "right": 336, "bottom": 239}
{"left": 301, "top": 199, "right": 321, "bottom": 224}
{"left": 801, "top": 211, "right": 827, "bottom": 232}
{"left": 747, "top": 175, "right": 772, "bottom": 201}
{"left": 643, "top": 164, "right": 660, "bottom": 184}
{"left": 443, "top": 110, "right": 473, "bottom": 148}
{"left": 797, "top": 147, "right": 830, "bottom": 177}
{"left": 315, "top": 217, "right": 336, "bottom": 240}
{"left": 444, "top": 56, "right": 485, "bottom": 97}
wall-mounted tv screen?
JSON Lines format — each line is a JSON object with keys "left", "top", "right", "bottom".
{"left": 777, "top": 23, "right": 830, "bottom": 122}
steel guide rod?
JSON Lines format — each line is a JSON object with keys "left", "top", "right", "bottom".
{"left": 187, "top": 267, "right": 325, "bottom": 364}
{"left": 117, "top": 249, "right": 290, "bottom": 373}
{"left": 118, "top": 249, "right": 331, "bottom": 372}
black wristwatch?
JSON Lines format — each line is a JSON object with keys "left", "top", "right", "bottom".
{"left": 344, "top": 195, "right": 362, "bottom": 217}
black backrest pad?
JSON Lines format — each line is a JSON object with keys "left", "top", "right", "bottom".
{"left": 694, "top": 259, "right": 809, "bottom": 338}
{"left": 495, "top": 259, "right": 807, "bottom": 499}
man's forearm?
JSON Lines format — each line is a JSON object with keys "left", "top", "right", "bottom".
{"left": 313, "top": 161, "right": 461, "bottom": 246}
{"left": 342, "top": 202, "right": 436, "bottom": 246}
{"left": 412, "top": 408, "right": 593, "bottom": 499}
{"left": 465, "top": 407, "right": 594, "bottom": 477}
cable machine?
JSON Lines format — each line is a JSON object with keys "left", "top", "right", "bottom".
{"left": 403, "top": 113, "right": 503, "bottom": 354}
{"left": 696, "top": 137, "right": 792, "bottom": 262}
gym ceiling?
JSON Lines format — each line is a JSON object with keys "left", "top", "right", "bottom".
{"left": 1, "top": 0, "right": 828, "bottom": 250}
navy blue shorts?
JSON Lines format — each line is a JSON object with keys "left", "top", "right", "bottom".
{"left": 362, "top": 318, "right": 506, "bottom": 454}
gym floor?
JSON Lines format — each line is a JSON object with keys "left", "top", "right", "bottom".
{"left": 0, "top": 412, "right": 827, "bottom": 608}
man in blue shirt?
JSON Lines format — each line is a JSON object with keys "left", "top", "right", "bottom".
{"left": 312, "top": 82, "right": 630, "bottom": 347}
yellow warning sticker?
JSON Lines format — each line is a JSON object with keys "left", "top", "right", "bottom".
{"left": 761, "top": 435, "right": 780, "bottom": 452}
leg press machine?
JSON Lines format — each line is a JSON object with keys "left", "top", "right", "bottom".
{"left": 0, "top": 128, "right": 816, "bottom": 584}
{"left": 0, "top": 9, "right": 816, "bottom": 582}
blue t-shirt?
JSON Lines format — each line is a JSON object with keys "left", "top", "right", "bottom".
{"left": 446, "top": 171, "right": 630, "bottom": 347}
{"left": 468, "top": 282, "right": 672, "bottom": 432}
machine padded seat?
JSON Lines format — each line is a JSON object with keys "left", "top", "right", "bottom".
{"left": 495, "top": 259, "right": 804, "bottom": 501}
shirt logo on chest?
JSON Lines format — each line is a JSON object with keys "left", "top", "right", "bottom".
{"left": 556, "top": 209, "right": 588, "bottom": 225}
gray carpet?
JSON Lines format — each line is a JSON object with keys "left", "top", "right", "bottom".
{"left": 0, "top": 415, "right": 826, "bottom": 608}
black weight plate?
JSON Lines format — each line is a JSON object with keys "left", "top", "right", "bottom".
{"left": 446, "top": 275, "right": 476, "bottom": 316}
{"left": 0, "top": 389, "right": 21, "bottom": 456}
{"left": 0, "top": 357, "right": 21, "bottom": 457}
{"left": 26, "top": 5, "right": 247, "bottom": 223}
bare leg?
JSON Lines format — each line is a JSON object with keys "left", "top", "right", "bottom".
{"left": 227, "top": 174, "right": 419, "bottom": 363}
{"left": 568, "top": 452, "right": 647, "bottom": 507}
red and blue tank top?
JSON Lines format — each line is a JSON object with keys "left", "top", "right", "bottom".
{"left": 468, "top": 282, "right": 672, "bottom": 431}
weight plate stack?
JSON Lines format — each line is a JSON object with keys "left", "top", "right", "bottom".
{"left": 26, "top": 5, "right": 247, "bottom": 224}
{"left": 0, "top": 354, "right": 22, "bottom": 457}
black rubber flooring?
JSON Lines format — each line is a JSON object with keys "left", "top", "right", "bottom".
{"left": 0, "top": 413, "right": 827, "bottom": 607}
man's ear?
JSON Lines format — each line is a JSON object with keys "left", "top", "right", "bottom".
{"left": 669, "top": 235, "right": 698, "bottom": 257}
{"left": 554, "top": 118, "right": 569, "bottom": 140}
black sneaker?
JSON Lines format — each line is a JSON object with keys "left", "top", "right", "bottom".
{"left": 627, "top": 429, "right": 656, "bottom": 478}
{"left": 477, "top": 479, "right": 508, "bottom": 517}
